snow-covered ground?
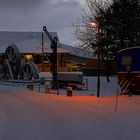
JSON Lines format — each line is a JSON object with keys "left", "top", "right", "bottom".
{"left": 0, "top": 76, "right": 140, "bottom": 140}
{"left": 39, "top": 72, "right": 118, "bottom": 96}
{"left": 70, "top": 75, "right": 118, "bottom": 96}
{"left": 49, "top": 76, "right": 118, "bottom": 97}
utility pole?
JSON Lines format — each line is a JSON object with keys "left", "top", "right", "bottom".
{"left": 97, "top": 23, "right": 100, "bottom": 97}
{"left": 91, "top": 21, "right": 100, "bottom": 97}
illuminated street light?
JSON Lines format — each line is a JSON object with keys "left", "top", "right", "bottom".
{"left": 41, "top": 33, "right": 48, "bottom": 72}
{"left": 90, "top": 22, "right": 97, "bottom": 28}
{"left": 91, "top": 20, "right": 100, "bottom": 97}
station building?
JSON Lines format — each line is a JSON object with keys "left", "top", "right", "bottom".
{"left": 0, "top": 31, "right": 116, "bottom": 75}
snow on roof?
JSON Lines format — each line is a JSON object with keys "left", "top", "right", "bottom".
{"left": 15, "top": 38, "right": 70, "bottom": 54}
{"left": 0, "top": 31, "right": 69, "bottom": 54}
{"left": 60, "top": 43, "right": 96, "bottom": 59}
{"left": 0, "top": 31, "right": 97, "bottom": 57}
{"left": 117, "top": 46, "right": 140, "bottom": 54}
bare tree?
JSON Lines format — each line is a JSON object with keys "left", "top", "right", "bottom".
{"left": 72, "top": 0, "right": 112, "bottom": 81}
{"left": 73, "top": 0, "right": 140, "bottom": 79}
{"left": 73, "top": 0, "right": 111, "bottom": 52}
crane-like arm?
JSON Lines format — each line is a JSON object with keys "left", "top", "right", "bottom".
{"left": 43, "top": 26, "right": 54, "bottom": 42}
{"left": 43, "top": 26, "right": 58, "bottom": 90}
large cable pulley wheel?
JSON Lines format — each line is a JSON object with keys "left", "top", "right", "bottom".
{"left": 20, "top": 61, "right": 39, "bottom": 80}
{"left": 3, "top": 59, "right": 14, "bottom": 79}
{"left": 4, "top": 44, "right": 21, "bottom": 79}
{"left": 3, "top": 44, "right": 39, "bottom": 81}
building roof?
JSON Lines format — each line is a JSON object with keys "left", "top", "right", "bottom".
{"left": 0, "top": 31, "right": 69, "bottom": 54}
{"left": 60, "top": 43, "right": 96, "bottom": 59}
{"left": 0, "top": 31, "right": 95, "bottom": 58}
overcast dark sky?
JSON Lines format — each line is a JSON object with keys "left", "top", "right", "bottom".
{"left": 0, "top": 0, "right": 84, "bottom": 45}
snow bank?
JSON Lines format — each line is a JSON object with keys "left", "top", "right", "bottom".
{"left": 0, "top": 84, "right": 140, "bottom": 140}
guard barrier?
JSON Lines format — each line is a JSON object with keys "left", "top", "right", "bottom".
{"left": 118, "top": 79, "right": 131, "bottom": 90}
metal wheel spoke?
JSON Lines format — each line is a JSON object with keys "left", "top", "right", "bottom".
{"left": 5, "top": 44, "right": 21, "bottom": 79}
{"left": 28, "top": 72, "right": 33, "bottom": 79}
{"left": 20, "top": 62, "right": 39, "bottom": 80}
{"left": 4, "top": 44, "right": 39, "bottom": 81}
{"left": 24, "top": 67, "right": 29, "bottom": 78}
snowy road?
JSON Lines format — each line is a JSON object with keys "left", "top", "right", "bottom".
{"left": 0, "top": 85, "right": 140, "bottom": 140}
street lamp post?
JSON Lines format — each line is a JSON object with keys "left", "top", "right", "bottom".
{"left": 91, "top": 21, "right": 100, "bottom": 97}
